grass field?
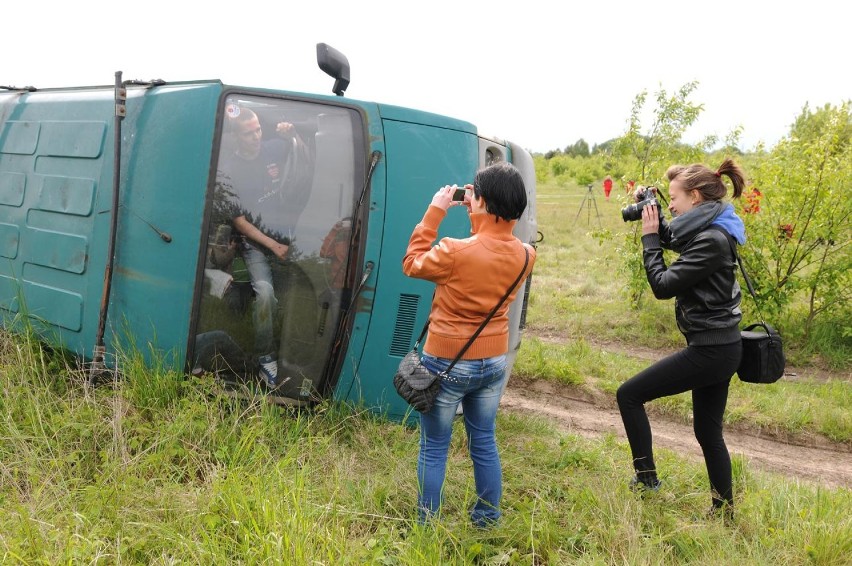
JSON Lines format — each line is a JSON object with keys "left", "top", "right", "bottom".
{"left": 0, "top": 182, "right": 849, "bottom": 564}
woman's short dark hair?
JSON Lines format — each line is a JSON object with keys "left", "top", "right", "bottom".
{"left": 473, "top": 161, "right": 528, "bottom": 221}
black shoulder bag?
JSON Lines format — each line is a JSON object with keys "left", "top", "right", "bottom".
{"left": 393, "top": 248, "right": 530, "bottom": 413}
{"left": 713, "top": 227, "right": 785, "bottom": 384}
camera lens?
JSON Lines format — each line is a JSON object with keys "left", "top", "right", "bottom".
{"left": 621, "top": 197, "right": 658, "bottom": 222}
{"left": 621, "top": 203, "right": 639, "bottom": 222}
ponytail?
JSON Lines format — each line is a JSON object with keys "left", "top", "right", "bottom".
{"left": 716, "top": 158, "right": 745, "bottom": 199}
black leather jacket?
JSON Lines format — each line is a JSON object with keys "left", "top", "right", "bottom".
{"left": 641, "top": 223, "right": 742, "bottom": 346}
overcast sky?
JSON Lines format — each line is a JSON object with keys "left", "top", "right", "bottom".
{"left": 5, "top": 1, "right": 849, "bottom": 153}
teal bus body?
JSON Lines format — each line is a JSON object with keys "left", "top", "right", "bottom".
{"left": 0, "top": 79, "right": 537, "bottom": 422}
{"left": 0, "top": 82, "right": 221, "bottom": 364}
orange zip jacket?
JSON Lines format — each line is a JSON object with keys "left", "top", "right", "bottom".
{"left": 403, "top": 205, "right": 536, "bottom": 359}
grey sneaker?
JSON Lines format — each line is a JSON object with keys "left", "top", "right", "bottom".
{"left": 258, "top": 354, "right": 279, "bottom": 388}
{"left": 707, "top": 504, "right": 735, "bottom": 523}
{"left": 629, "top": 475, "right": 662, "bottom": 492}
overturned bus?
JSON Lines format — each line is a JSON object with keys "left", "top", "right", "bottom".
{"left": 0, "top": 44, "right": 537, "bottom": 422}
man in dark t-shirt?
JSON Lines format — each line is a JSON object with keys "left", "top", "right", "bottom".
{"left": 217, "top": 105, "right": 312, "bottom": 388}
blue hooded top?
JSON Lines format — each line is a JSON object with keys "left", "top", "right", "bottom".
{"left": 711, "top": 204, "right": 746, "bottom": 245}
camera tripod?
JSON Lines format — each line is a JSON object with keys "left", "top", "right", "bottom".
{"left": 575, "top": 184, "right": 602, "bottom": 228}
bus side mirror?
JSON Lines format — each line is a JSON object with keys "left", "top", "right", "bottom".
{"left": 316, "top": 43, "right": 350, "bottom": 96}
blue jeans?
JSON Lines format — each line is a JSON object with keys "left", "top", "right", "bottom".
{"left": 417, "top": 353, "right": 507, "bottom": 527}
{"left": 242, "top": 245, "right": 277, "bottom": 356}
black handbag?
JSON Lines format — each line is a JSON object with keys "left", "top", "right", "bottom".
{"left": 393, "top": 347, "right": 441, "bottom": 413}
{"left": 739, "top": 322, "right": 785, "bottom": 384}
{"left": 714, "top": 228, "right": 785, "bottom": 384}
{"left": 393, "top": 248, "right": 530, "bottom": 413}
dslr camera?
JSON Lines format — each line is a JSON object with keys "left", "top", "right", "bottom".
{"left": 621, "top": 186, "right": 661, "bottom": 222}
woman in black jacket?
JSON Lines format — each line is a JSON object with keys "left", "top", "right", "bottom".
{"left": 617, "top": 158, "right": 746, "bottom": 517}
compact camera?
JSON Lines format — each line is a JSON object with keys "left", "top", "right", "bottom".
{"left": 451, "top": 187, "right": 467, "bottom": 201}
{"left": 621, "top": 186, "right": 661, "bottom": 222}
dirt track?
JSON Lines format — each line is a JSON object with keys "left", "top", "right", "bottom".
{"left": 502, "top": 376, "right": 852, "bottom": 490}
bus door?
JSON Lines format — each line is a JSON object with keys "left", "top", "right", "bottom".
{"left": 192, "top": 93, "right": 367, "bottom": 403}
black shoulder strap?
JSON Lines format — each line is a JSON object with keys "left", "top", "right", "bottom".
{"left": 708, "top": 225, "right": 767, "bottom": 325}
{"left": 707, "top": 226, "right": 756, "bottom": 299}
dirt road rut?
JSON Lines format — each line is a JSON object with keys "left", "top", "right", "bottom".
{"left": 502, "top": 377, "right": 851, "bottom": 489}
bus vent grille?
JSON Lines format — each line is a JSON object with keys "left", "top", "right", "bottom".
{"left": 389, "top": 293, "right": 420, "bottom": 357}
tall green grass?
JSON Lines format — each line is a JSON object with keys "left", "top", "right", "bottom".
{"left": 1, "top": 332, "right": 850, "bottom": 564}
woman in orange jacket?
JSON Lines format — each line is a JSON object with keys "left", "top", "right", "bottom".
{"left": 403, "top": 161, "right": 536, "bottom": 526}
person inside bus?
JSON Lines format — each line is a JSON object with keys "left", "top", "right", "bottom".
{"left": 192, "top": 329, "right": 251, "bottom": 379}
{"left": 216, "top": 104, "right": 312, "bottom": 388}
{"left": 319, "top": 216, "right": 352, "bottom": 291}
{"left": 403, "top": 161, "right": 536, "bottom": 527}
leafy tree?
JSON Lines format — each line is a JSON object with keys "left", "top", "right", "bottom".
{"left": 743, "top": 102, "right": 851, "bottom": 339}
{"left": 544, "top": 154, "right": 606, "bottom": 187}
{"left": 613, "top": 82, "right": 709, "bottom": 183}
{"left": 608, "top": 83, "right": 709, "bottom": 305}
{"left": 534, "top": 156, "right": 551, "bottom": 185}
{"left": 594, "top": 138, "right": 620, "bottom": 153}
{"left": 566, "top": 138, "right": 591, "bottom": 158}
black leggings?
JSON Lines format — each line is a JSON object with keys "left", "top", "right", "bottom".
{"left": 616, "top": 342, "right": 741, "bottom": 507}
